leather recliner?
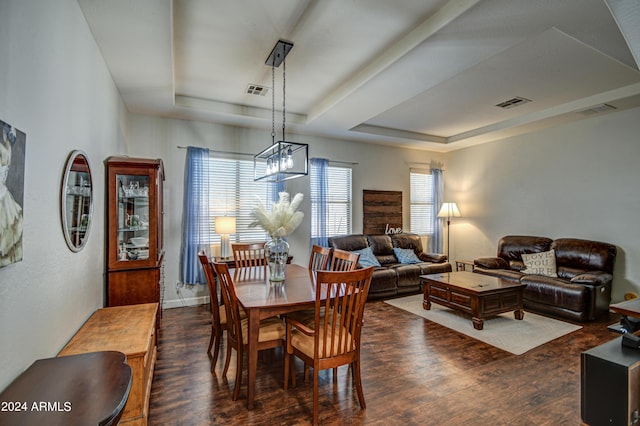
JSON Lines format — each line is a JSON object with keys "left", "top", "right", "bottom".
{"left": 474, "top": 235, "right": 617, "bottom": 321}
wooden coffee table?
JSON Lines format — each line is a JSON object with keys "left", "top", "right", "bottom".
{"left": 421, "top": 271, "right": 525, "bottom": 330}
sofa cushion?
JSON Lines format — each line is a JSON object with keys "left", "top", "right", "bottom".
{"left": 366, "top": 234, "right": 396, "bottom": 265}
{"left": 369, "top": 269, "right": 397, "bottom": 294}
{"left": 354, "top": 246, "right": 381, "bottom": 268}
{"left": 389, "top": 264, "right": 422, "bottom": 288}
{"left": 390, "top": 233, "right": 423, "bottom": 252}
{"left": 521, "top": 249, "right": 558, "bottom": 277}
{"left": 497, "top": 235, "right": 553, "bottom": 264}
{"left": 474, "top": 267, "right": 523, "bottom": 283}
{"left": 393, "top": 247, "right": 421, "bottom": 264}
{"left": 521, "top": 275, "right": 588, "bottom": 313}
{"left": 329, "top": 234, "right": 369, "bottom": 252}
{"left": 552, "top": 238, "right": 617, "bottom": 279}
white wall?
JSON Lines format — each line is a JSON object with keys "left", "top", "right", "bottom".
{"left": 446, "top": 107, "right": 640, "bottom": 302}
{"left": 0, "top": 0, "right": 127, "bottom": 390}
{"left": 127, "top": 115, "right": 445, "bottom": 308}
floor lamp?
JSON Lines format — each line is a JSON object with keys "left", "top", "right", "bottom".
{"left": 215, "top": 216, "right": 236, "bottom": 259}
{"left": 437, "top": 202, "right": 461, "bottom": 260}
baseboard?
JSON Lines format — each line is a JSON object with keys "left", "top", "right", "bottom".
{"left": 162, "top": 295, "right": 209, "bottom": 310}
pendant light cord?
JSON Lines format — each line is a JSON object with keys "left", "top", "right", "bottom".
{"left": 282, "top": 57, "right": 286, "bottom": 142}
{"left": 271, "top": 58, "right": 276, "bottom": 144}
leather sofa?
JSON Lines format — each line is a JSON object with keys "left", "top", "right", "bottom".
{"left": 328, "top": 233, "right": 451, "bottom": 300}
{"left": 474, "top": 235, "right": 617, "bottom": 321}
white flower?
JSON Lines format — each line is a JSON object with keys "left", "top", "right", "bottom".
{"left": 249, "top": 192, "right": 304, "bottom": 238}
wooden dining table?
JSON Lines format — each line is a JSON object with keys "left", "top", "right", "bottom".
{"left": 231, "top": 263, "right": 319, "bottom": 409}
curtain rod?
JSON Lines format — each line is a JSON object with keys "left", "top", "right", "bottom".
{"left": 176, "top": 145, "right": 358, "bottom": 165}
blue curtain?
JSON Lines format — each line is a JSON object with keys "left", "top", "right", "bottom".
{"left": 430, "top": 168, "right": 444, "bottom": 254}
{"left": 272, "top": 179, "right": 285, "bottom": 202}
{"left": 180, "top": 146, "right": 210, "bottom": 285}
{"left": 310, "top": 157, "right": 329, "bottom": 247}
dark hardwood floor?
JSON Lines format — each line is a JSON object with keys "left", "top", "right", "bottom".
{"left": 149, "top": 300, "right": 619, "bottom": 425}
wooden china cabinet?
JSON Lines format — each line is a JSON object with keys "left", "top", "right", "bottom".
{"left": 106, "top": 157, "right": 164, "bottom": 322}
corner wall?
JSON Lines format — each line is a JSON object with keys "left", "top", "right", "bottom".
{"left": 0, "top": 0, "right": 127, "bottom": 390}
{"left": 445, "top": 107, "right": 640, "bottom": 302}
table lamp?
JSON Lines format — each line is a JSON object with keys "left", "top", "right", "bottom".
{"left": 437, "top": 202, "right": 461, "bottom": 260}
{"left": 215, "top": 216, "right": 236, "bottom": 259}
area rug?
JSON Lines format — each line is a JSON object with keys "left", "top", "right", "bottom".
{"left": 384, "top": 294, "right": 582, "bottom": 355}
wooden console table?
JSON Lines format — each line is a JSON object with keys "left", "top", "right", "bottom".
{"left": 0, "top": 351, "right": 131, "bottom": 426}
{"left": 58, "top": 303, "right": 158, "bottom": 425}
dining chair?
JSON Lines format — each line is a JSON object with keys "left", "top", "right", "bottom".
{"left": 284, "top": 266, "right": 375, "bottom": 425}
{"left": 308, "top": 245, "right": 332, "bottom": 271}
{"left": 329, "top": 248, "right": 360, "bottom": 271}
{"left": 197, "top": 251, "right": 226, "bottom": 372}
{"left": 232, "top": 242, "right": 266, "bottom": 268}
{"left": 211, "top": 261, "right": 285, "bottom": 402}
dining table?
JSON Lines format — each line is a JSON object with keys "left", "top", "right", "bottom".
{"left": 231, "top": 263, "right": 319, "bottom": 409}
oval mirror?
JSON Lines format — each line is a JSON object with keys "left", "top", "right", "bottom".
{"left": 61, "top": 150, "right": 93, "bottom": 252}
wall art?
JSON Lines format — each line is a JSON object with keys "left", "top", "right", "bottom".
{"left": 0, "top": 119, "right": 26, "bottom": 268}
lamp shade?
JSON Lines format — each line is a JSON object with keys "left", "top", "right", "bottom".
{"left": 215, "top": 216, "right": 236, "bottom": 234}
{"left": 437, "top": 202, "right": 461, "bottom": 219}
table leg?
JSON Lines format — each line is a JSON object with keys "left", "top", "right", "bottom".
{"left": 514, "top": 309, "right": 525, "bottom": 320}
{"left": 246, "top": 309, "right": 260, "bottom": 409}
{"left": 472, "top": 317, "right": 484, "bottom": 330}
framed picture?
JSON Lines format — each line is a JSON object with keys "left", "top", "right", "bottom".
{"left": 362, "top": 190, "right": 402, "bottom": 235}
{"left": 1, "top": 119, "right": 26, "bottom": 268}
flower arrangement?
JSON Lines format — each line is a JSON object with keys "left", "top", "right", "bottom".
{"left": 249, "top": 192, "right": 304, "bottom": 238}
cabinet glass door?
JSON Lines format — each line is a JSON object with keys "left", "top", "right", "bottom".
{"left": 116, "top": 174, "right": 150, "bottom": 262}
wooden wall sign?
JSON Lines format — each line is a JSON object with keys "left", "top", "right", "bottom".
{"left": 363, "top": 190, "right": 402, "bottom": 235}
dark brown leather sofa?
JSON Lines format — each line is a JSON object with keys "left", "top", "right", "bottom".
{"left": 474, "top": 235, "right": 617, "bottom": 321}
{"left": 329, "top": 233, "right": 451, "bottom": 300}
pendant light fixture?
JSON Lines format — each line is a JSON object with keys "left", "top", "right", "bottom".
{"left": 254, "top": 40, "right": 308, "bottom": 182}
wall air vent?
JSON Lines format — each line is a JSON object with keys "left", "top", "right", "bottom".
{"left": 576, "top": 104, "right": 617, "bottom": 116}
{"left": 496, "top": 96, "right": 532, "bottom": 109}
{"left": 246, "top": 84, "right": 269, "bottom": 96}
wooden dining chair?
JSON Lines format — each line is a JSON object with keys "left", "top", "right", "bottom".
{"left": 329, "top": 248, "right": 360, "bottom": 271}
{"left": 232, "top": 242, "right": 266, "bottom": 268}
{"left": 308, "top": 245, "right": 332, "bottom": 271}
{"left": 211, "top": 261, "right": 285, "bottom": 402}
{"left": 284, "top": 267, "right": 375, "bottom": 425}
{"left": 197, "top": 251, "right": 226, "bottom": 372}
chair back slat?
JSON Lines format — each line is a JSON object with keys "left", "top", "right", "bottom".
{"left": 309, "top": 245, "right": 332, "bottom": 271}
{"left": 232, "top": 242, "right": 266, "bottom": 268}
{"left": 329, "top": 248, "right": 360, "bottom": 271}
{"left": 314, "top": 267, "right": 374, "bottom": 359}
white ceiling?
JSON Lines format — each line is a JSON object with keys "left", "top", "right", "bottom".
{"left": 77, "top": 0, "right": 640, "bottom": 152}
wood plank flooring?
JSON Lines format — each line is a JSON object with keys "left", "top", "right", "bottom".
{"left": 149, "top": 300, "right": 619, "bottom": 425}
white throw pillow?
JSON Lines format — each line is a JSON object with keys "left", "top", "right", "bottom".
{"left": 521, "top": 249, "right": 558, "bottom": 277}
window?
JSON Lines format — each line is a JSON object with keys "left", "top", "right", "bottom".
{"left": 310, "top": 162, "right": 352, "bottom": 242}
{"left": 200, "top": 156, "right": 275, "bottom": 245}
{"left": 410, "top": 171, "right": 434, "bottom": 235}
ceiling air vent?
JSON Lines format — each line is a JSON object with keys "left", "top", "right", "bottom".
{"left": 496, "top": 96, "right": 531, "bottom": 109}
{"left": 246, "top": 84, "right": 269, "bottom": 96}
{"left": 576, "top": 104, "right": 617, "bottom": 116}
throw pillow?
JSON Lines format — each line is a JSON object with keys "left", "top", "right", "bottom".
{"left": 393, "top": 247, "right": 421, "bottom": 264}
{"left": 521, "top": 249, "right": 558, "bottom": 277}
{"left": 353, "top": 247, "right": 381, "bottom": 268}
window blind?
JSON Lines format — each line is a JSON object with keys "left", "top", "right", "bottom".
{"left": 410, "top": 171, "right": 434, "bottom": 235}
{"left": 200, "top": 156, "right": 274, "bottom": 244}
{"left": 310, "top": 164, "right": 352, "bottom": 238}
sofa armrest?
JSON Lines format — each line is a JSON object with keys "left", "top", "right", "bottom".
{"left": 420, "top": 252, "right": 447, "bottom": 263}
{"left": 570, "top": 271, "right": 613, "bottom": 286}
{"left": 474, "top": 257, "right": 509, "bottom": 270}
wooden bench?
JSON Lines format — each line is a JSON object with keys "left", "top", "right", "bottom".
{"left": 59, "top": 303, "right": 158, "bottom": 426}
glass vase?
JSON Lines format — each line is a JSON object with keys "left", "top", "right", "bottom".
{"left": 264, "top": 237, "right": 289, "bottom": 282}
